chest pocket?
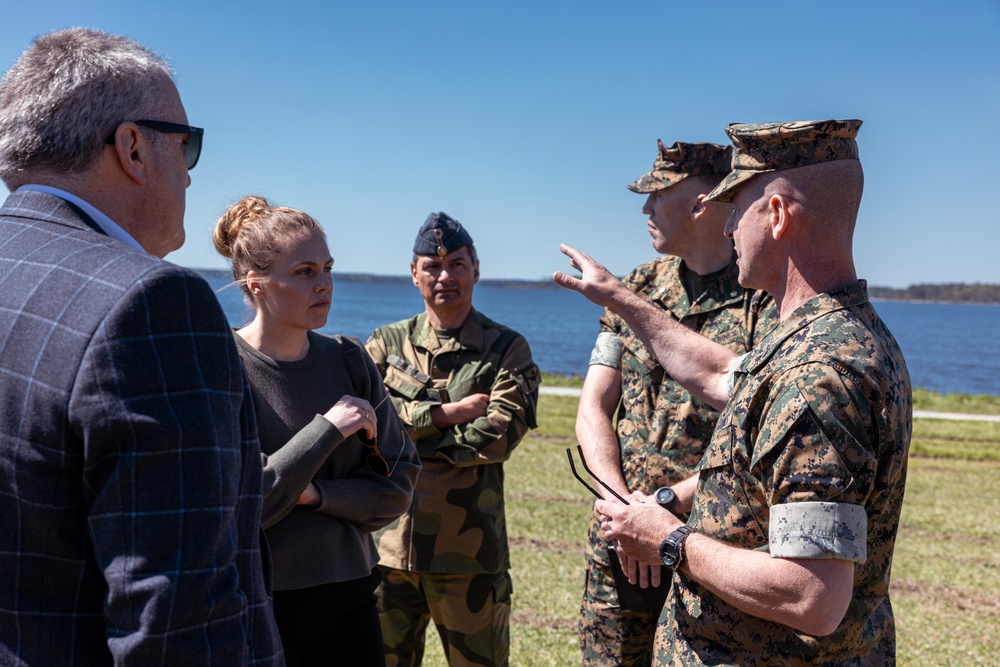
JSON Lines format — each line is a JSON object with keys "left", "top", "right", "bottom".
{"left": 693, "top": 415, "right": 735, "bottom": 474}
{"left": 691, "top": 409, "right": 768, "bottom": 545}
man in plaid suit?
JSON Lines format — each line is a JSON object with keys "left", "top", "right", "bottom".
{"left": 0, "top": 29, "right": 282, "bottom": 665}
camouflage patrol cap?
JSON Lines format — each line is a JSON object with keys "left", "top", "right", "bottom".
{"left": 413, "top": 212, "right": 474, "bottom": 257}
{"left": 704, "top": 119, "right": 863, "bottom": 203}
{"left": 627, "top": 140, "right": 732, "bottom": 194}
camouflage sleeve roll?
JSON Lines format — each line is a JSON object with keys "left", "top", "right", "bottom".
{"left": 769, "top": 501, "right": 867, "bottom": 563}
{"left": 589, "top": 331, "right": 623, "bottom": 369}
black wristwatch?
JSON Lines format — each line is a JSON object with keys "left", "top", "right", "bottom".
{"left": 659, "top": 525, "right": 694, "bottom": 571}
{"left": 654, "top": 486, "right": 678, "bottom": 512}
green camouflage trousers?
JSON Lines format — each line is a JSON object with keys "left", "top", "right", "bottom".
{"left": 377, "top": 567, "right": 511, "bottom": 667}
{"left": 580, "top": 557, "right": 662, "bottom": 667}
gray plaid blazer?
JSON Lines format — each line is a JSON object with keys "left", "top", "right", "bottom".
{"left": 0, "top": 190, "right": 283, "bottom": 665}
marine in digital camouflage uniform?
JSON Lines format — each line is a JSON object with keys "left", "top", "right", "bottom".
{"left": 577, "top": 140, "right": 776, "bottom": 667}
{"left": 557, "top": 119, "right": 912, "bottom": 666}
{"left": 656, "top": 278, "right": 910, "bottom": 666}
{"left": 366, "top": 212, "right": 540, "bottom": 667}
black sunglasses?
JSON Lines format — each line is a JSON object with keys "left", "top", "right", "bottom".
{"left": 566, "top": 445, "right": 630, "bottom": 505}
{"left": 106, "top": 119, "right": 204, "bottom": 170}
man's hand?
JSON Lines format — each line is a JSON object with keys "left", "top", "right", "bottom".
{"left": 552, "top": 244, "right": 633, "bottom": 309}
{"left": 616, "top": 545, "right": 663, "bottom": 589}
{"left": 430, "top": 393, "right": 490, "bottom": 428}
{"left": 596, "top": 497, "right": 683, "bottom": 564}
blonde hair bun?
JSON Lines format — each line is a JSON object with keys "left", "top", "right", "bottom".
{"left": 213, "top": 195, "right": 271, "bottom": 258}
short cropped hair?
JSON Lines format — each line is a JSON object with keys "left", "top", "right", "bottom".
{"left": 0, "top": 28, "right": 172, "bottom": 188}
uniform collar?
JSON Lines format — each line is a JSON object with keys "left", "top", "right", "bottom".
{"left": 647, "top": 253, "right": 744, "bottom": 319}
{"left": 741, "top": 280, "right": 869, "bottom": 376}
{"left": 410, "top": 308, "right": 486, "bottom": 353}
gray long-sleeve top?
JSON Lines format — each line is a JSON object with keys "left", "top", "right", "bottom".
{"left": 235, "top": 331, "right": 420, "bottom": 590}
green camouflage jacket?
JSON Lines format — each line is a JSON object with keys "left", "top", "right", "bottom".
{"left": 659, "top": 280, "right": 912, "bottom": 666}
{"left": 587, "top": 256, "right": 776, "bottom": 564}
{"left": 366, "top": 309, "right": 540, "bottom": 573}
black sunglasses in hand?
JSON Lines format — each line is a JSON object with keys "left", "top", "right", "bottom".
{"left": 357, "top": 393, "right": 406, "bottom": 478}
{"left": 106, "top": 119, "right": 204, "bottom": 170}
{"left": 566, "top": 445, "right": 630, "bottom": 505}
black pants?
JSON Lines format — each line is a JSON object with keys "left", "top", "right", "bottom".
{"left": 273, "top": 568, "right": 384, "bottom": 667}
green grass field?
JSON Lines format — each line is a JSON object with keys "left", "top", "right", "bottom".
{"left": 416, "top": 382, "right": 1000, "bottom": 666}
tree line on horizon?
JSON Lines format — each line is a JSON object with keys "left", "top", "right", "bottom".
{"left": 196, "top": 269, "right": 1000, "bottom": 303}
{"left": 868, "top": 283, "right": 1000, "bottom": 303}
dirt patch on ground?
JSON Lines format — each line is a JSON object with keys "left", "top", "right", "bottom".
{"left": 892, "top": 578, "right": 1000, "bottom": 618}
{"left": 528, "top": 433, "right": 576, "bottom": 442}
{"left": 510, "top": 536, "right": 582, "bottom": 555}
{"left": 517, "top": 494, "right": 589, "bottom": 506}
{"left": 896, "top": 523, "right": 998, "bottom": 547}
{"left": 511, "top": 608, "right": 577, "bottom": 632}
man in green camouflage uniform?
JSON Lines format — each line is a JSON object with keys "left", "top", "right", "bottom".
{"left": 556, "top": 119, "right": 911, "bottom": 665}
{"left": 367, "top": 212, "right": 540, "bottom": 667}
{"left": 577, "top": 140, "right": 776, "bottom": 667}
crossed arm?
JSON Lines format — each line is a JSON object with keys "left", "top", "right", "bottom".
{"left": 367, "top": 332, "right": 538, "bottom": 466}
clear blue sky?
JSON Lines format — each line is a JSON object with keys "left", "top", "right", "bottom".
{"left": 3, "top": 1, "right": 998, "bottom": 287}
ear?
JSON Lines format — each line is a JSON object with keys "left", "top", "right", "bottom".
{"left": 109, "top": 123, "right": 151, "bottom": 186}
{"left": 473, "top": 260, "right": 480, "bottom": 284}
{"left": 691, "top": 193, "right": 710, "bottom": 220}
{"left": 410, "top": 262, "right": 419, "bottom": 287}
{"left": 246, "top": 270, "right": 265, "bottom": 298}
{"left": 768, "top": 194, "right": 791, "bottom": 240}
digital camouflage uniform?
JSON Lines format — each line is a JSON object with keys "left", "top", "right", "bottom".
{"left": 366, "top": 308, "right": 540, "bottom": 667}
{"left": 581, "top": 255, "right": 776, "bottom": 666}
{"left": 654, "top": 280, "right": 911, "bottom": 666}
{"left": 650, "top": 119, "right": 913, "bottom": 665}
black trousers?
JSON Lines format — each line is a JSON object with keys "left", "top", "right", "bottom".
{"left": 273, "top": 568, "right": 384, "bottom": 667}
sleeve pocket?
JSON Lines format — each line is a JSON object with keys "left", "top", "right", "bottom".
{"left": 384, "top": 366, "right": 425, "bottom": 401}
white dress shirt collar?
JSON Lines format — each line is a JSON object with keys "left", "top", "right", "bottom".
{"left": 18, "top": 184, "right": 145, "bottom": 252}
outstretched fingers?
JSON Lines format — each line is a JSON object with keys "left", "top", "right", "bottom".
{"left": 552, "top": 243, "right": 622, "bottom": 308}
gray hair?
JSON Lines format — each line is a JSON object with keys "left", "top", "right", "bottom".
{"left": 0, "top": 28, "right": 173, "bottom": 188}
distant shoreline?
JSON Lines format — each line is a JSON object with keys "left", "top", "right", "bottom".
{"left": 196, "top": 268, "right": 1000, "bottom": 302}
{"left": 197, "top": 268, "right": 566, "bottom": 291}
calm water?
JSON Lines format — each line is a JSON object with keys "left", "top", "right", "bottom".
{"left": 205, "top": 275, "right": 1000, "bottom": 397}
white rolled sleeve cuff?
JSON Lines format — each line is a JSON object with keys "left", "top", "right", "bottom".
{"left": 769, "top": 501, "right": 867, "bottom": 564}
{"left": 588, "top": 331, "right": 623, "bottom": 369}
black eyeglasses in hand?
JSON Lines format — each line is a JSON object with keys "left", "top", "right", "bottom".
{"left": 565, "top": 445, "right": 630, "bottom": 505}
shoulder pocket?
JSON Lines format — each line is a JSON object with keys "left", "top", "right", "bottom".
{"left": 383, "top": 362, "right": 427, "bottom": 401}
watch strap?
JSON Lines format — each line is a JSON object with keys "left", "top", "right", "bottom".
{"left": 660, "top": 525, "right": 695, "bottom": 570}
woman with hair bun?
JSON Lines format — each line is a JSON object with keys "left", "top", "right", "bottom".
{"left": 214, "top": 195, "right": 420, "bottom": 666}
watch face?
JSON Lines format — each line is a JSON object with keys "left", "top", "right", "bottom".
{"left": 656, "top": 486, "right": 676, "bottom": 508}
{"left": 660, "top": 525, "right": 693, "bottom": 570}
{"left": 660, "top": 540, "right": 680, "bottom": 567}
